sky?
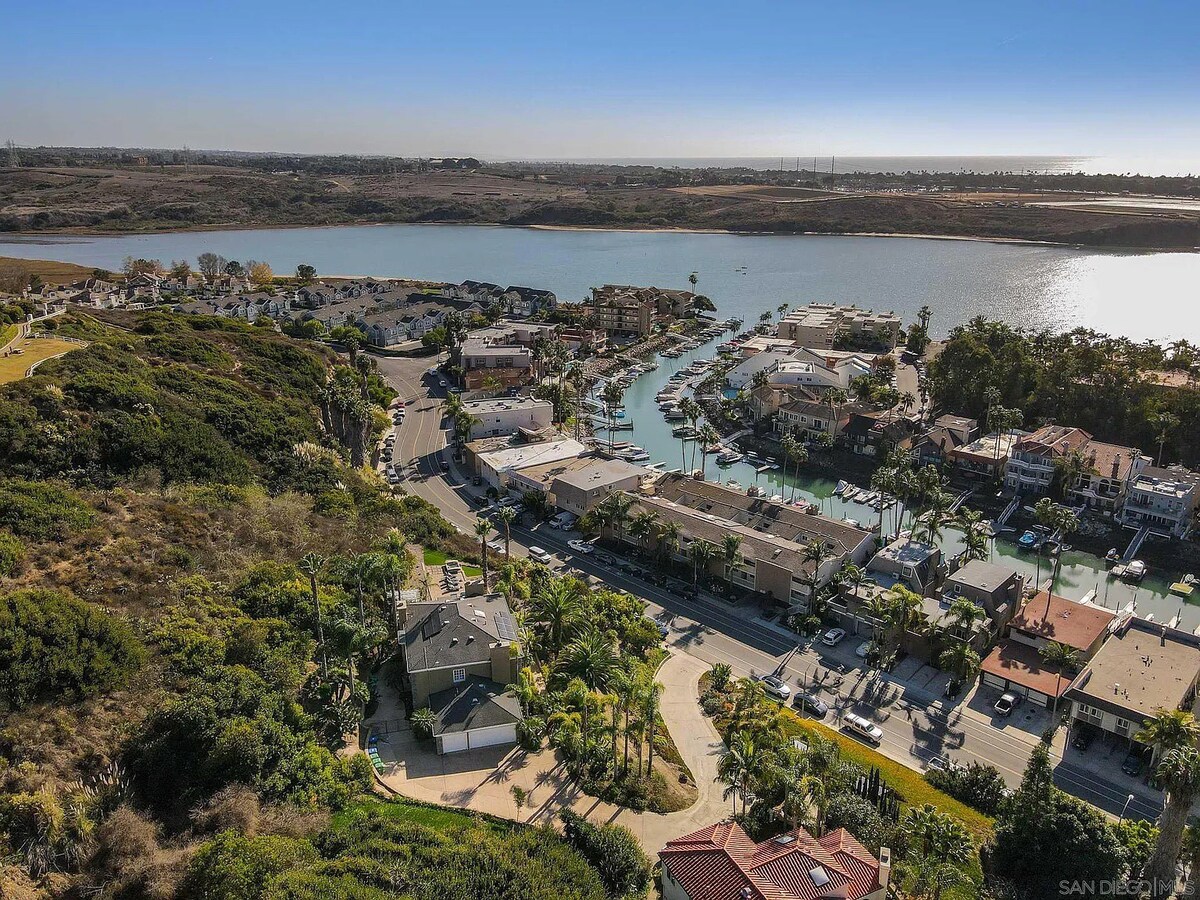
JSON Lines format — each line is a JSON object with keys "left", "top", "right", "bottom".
{"left": 3, "top": 0, "right": 1199, "bottom": 166}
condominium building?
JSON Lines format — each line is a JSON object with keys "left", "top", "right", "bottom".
{"left": 777, "top": 303, "right": 903, "bottom": 349}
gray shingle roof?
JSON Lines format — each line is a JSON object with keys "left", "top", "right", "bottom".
{"left": 430, "top": 677, "right": 523, "bottom": 734}
{"left": 402, "top": 595, "right": 517, "bottom": 673}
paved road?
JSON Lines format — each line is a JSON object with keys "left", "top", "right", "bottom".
{"left": 372, "top": 352, "right": 1164, "bottom": 823}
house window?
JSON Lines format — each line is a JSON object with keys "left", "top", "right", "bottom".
{"left": 452, "top": 668, "right": 466, "bottom": 684}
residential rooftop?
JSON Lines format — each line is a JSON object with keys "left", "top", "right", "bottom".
{"left": 402, "top": 595, "right": 518, "bottom": 673}
{"left": 1067, "top": 618, "right": 1200, "bottom": 722}
{"left": 1011, "top": 591, "right": 1116, "bottom": 650}
{"left": 461, "top": 396, "right": 552, "bottom": 415}
{"left": 945, "top": 559, "right": 1020, "bottom": 595}
{"left": 476, "top": 438, "right": 588, "bottom": 474}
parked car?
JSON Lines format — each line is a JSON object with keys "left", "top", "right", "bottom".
{"left": 1122, "top": 748, "right": 1148, "bottom": 777}
{"left": 792, "top": 692, "right": 829, "bottom": 718}
{"left": 1072, "top": 723, "right": 1098, "bottom": 752}
{"left": 854, "top": 641, "right": 872, "bottom": 659}
{"left": 759, "top": 675, "right": 791, "bottom": 700}
{"left": 841, "top": 712, "right": 884, "bottom": 743}
{"left": 528, "top": 546, "right": 553, "bottom": 564}
{"left": 487, "top": 539, "right": 505, "bottom": 554}
{"left": 994, "top": 692, "right": 1021, "bottom": 717}
{"left": 926, "top": 755, "right": 951, "bottom": 772}
{"left": 567, "top": 539, "right": 595, "bottom": 555}
{"left": 822, "top": 628, "right": 846, "bottom": 647}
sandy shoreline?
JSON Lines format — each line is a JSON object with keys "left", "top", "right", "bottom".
{"left": 0, "top": 219, "right": 1192, "bottom": 253}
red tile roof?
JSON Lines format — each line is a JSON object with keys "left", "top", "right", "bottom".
{"left": 981, "top": 639, "right": 1074, "bottom": 698}
{"left": 1011, "top": 592, "right": 1115, "bottom": 651}
{"left": 661, "top": 821, "right": 880, "bottom": 900}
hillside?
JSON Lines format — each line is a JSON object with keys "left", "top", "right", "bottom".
{"left": 2, "top": 164, "right": 1199, "bottom": 249}
{"left": 0, "top": 310, "right": 523, "bottom": 898}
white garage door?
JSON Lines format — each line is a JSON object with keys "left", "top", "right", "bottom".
{"left": 438, "top": 731, "right": 470, "bottom": 754}
{"left": 467, "top": 724, "right": 517, "bottom": 750}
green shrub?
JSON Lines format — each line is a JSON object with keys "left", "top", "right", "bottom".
{"left": 824, "top": 793, "right": 887, "bottom": 853}
{"left": 559, "top": 809, "right": 651, "bottom": 899}
{"left": 0, "top": 588, "right": 143, "bottom": 710}
{"left": 0, "top": 529, "right": 23, "bottom": 576}
{"left": 925, "top": 761, "right": 1009, "bottom": 816}
{"left": 0, "top": 480, "right": 94, "bottom": 538}
{"left": 181, "top": 831, "right": 318, "bottom": 900}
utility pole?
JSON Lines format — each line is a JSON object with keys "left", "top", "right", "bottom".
{"left": 4, "top": 140, "right": 19, "bottom": 168}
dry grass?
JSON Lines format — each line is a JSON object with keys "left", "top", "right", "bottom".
{"left": 0, "top": 255, "right": 103, "bottom": 283}
{"left": 0, "top": 337, "right": 81, "bottom": 383}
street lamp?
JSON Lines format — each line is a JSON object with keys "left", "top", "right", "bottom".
{"left": 1119, "top": 793, "right": 1135, "bottom": 823}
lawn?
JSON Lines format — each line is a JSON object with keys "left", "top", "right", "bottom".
{"left": 780, "top": 711, "right": 995, "bottom": 840}
{"left": 423, "top": 546, "right": 482, "bottom": 576}
{"left": 331, "top": 794, "right": 512, "bottom": 834}
{"left": 0, "top": 338, "right": 82, "bottom": 384}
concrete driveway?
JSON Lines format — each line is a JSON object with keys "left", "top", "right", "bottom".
{"left": 372, "top": 651, "right": 729, "bottom": 855}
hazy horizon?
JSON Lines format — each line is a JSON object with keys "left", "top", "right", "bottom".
{"left": 5, "top": 0, "right": 1199, "bottom": 170}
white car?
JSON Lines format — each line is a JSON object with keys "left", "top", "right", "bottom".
{"left": 759, "top": 675, "right": 791, "bottom": 700}
{"left": 994, "top": 692, "right": 1021, "bottom": 717}
{"left": 487, "top": 539, "right": 505, "bottom": 554}
{"left": 841, "top": 712, "right": 884, "bottom": 743}
{"left": 529, "top": 546, "right": 553, "bottom": 564}
{"left": 567, "top": 539, "right": 595, "bottom": 555}
{"left": 822, "top": 628, "right": 846, "bottom": 647}
{"left": 855, "top": 641, "right": 872, "bottom": 659}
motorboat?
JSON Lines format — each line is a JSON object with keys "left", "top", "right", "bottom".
{"left": 1105, "top": 548, "right": 1121, "bottom": 565}
{"left": 663, "top": 409, "right": 686, "bottom": 421}
{"left": 1017, "top": 530, "right": 1039, "bottom": 551}
{"left": 841, "top": 487, "right": 860, "bottom": 502}
{"left": 717, "top": 449, "right": 743, "bottom": 464}
{"left": 833, "top": 480, "right": 849, "bottom": 496}
{"left": 1122, "top": 560, "right": 1147, "bottom": 582}
{"left": 672, "top": 424, "right": 697, "bottom": 437}
{"left": 1170, "top": 575, "right": 1195, "bottom": 597}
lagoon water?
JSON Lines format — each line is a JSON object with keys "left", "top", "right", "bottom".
{"left": 2, "top": 224, "right": 1200, "bottom": 340}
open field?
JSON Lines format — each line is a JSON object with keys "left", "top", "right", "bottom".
{"left": 3, "top": 163, "right": 1200, "bottom": 248}
{"left": 0, "top": 336, "right": 81, "bottom": 382}
{"left": 0, "top": 254, "right": 103, "bottom": 283}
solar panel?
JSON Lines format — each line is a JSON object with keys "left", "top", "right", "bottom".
{"left": 494, "top": 612, "right": 518, "bottom": 641}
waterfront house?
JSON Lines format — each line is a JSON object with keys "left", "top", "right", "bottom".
{"left": 948, "top": 429, "right": 1027, "bottom": 481}
{"left": 1117, "top": 464, "right": 1200, "bottom": 539}
{"left": 459, "top": 397, "right": 553, "bottom": 439}
{"left": 1004, "top": 424, "right": 1090, "bottom": 495}
{"left": 980, "top": 591, "right": 1115, "bottom": 708}
{"left": 1065, "top": 617, "right": 1200, "bottom": 760}
{"left": 502, "top": 285, "right": 557, "bottom": 317}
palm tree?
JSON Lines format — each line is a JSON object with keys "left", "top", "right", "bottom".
{"left": 659, "top": 520, "right": 683, "bottom": 569}
{"left": 532, "top": 580, "right": 583, "bottom": 661}
{"left": 600, "top": 380, "right": 625, "bottom": 452}
{"left": 560, "top": 627, "right": 617, "bottom": 744}
{"left": 495, "top": 506, "right": 517, "bottom": 561}
{"left": 1136, "top": 709, "right": 1200, "bottom": 762}
{"left": 610, "top": 667, "right": 636, "bottom": 772}
{"left": 298, "top": 552, "right": 329, "bottom": 678}
{"left": 679, "top": 397, "right": 702, "bottom": 472}
{"left": 474, "top": 518, "right": 492, "bottom": 586}
{"left": 568, "top": 363, "right": 587, "bottom": 441}
{"left": 946, "top": 597, "right": 986, "bottom": 641}
{"left": 689, "top": 538, "right": 716, "bottom": 587}
{"left": 698, "top": 422, "right": 720, "bottom": 474}
{"left": 882, "top": 585, "right": 924, "bottom": 666}
{"left": 1143, "top": 746, "right": 1200, "bottom": 896}
{"left": 347, "top": 553, "right": 378, "bottom": 625}
{"left": 721, "top": 533, "right": 743, "bottom": 582}
{"left": 600, "top": 491, "right": 634, "bottom": 547}
{"left": 800, "top": 541, "right": 832, "bottom": 615}
{"left": 838, "top": 563, "right": 869, "bottom": 635}
{"left": 717, "top": 731, "right": 760, "bottom": 816}
{"left": 1039, "top": 641, "right": 1080, "bottom": 721}
{"left": 938, "top": 641, "right": 981, "bottom": 694}
{"left": 642, "top": 678, "right": 664, "bottom": 774}
{"left": 627, "top": 510, "right": 657, "bottom": 555}
{"left": 1155, "top": 411, "right": 1180, "bottom": 466}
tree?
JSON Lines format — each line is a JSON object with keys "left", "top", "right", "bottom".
{"left": 1155, "top": 411, "right": 1180, "bottom": 466}
{"left": 474, "top": 518, "right": 492, "bottom": 586}
{"left": 708, "top": 663, "right": 733, "bottom": 692}
{"left": 296, "top": 263, "right": 317, "bottom": 283}
{"left": 1143, "top": 746, "right": 1200, "bottom": 897}
{"left": 938, "top": 641, "right": 981, "bottom": 694}
{"left": 411, "top": 706, "right": 436, "bottom": 739}
{"left": 642, "top": 678, "right": 663, "bottom": 774}
{"left": 197, "top": 252, "right": 225, "bottom": 281}
{"left": 559, "top": 809, "right": 651, "bottom": 900}
{"left": 224, "top": 259, "right": 244, "bottom": 276}
{"left": 698, "top": 422, "right": 720, "bottom": 474}
{"left": 495, "top": 506, "right": 517, "bottom": 561}
{"left": 689, "top": 538, "right": 716, "bottom": 587}
{"left": 721, "top": 533, "right": 743, "bottom": 581}
{"left": 249, "top": 262, "right": 274, "bottom": 287}
{"left": 532, "top": 580, "right": 582, "bottom": 661}
{"left": 1135, "top": 709, "right": 1200, "bottom": 761}
{"left": 169, "top": 259, "right": 192, "bottom": 280}
{"left": 717, "top": 730, "right": 764, "bottom": 816}
{"left": 1039, "top": 641, "right": 1079, "bottom": 721}
{"left": 297, "top": 553, "right": 329, "bottom": 679}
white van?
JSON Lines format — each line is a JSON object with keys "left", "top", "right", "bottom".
{"left": 841, "top": 712, "right": 884, "bottom": 743}
{"left": 529, "top": 546, "right": 553, "bottom": 564}
{"left": 549, "top": 511, "right": 578, "bottom": 530}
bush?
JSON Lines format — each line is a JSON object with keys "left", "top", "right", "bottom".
{"left": 180, "top": 831, "right": 318, "bottom": 900}
{"left": 824, "top": 793, "right": 887, "bottom": 853}
{"left": 559, "top": 809, "right": 651, "bottom": 899}
{"left": 0, "top": 588, "right": 144, "bottom": 711}
{"left": 925, "top": 761, "right": 1010, "bottom": 816}
{"left": 0, "top": 529, "right": 23, "bottom": 576}
{"left": 0, "top": 480, "right": 94, "bottom": 539}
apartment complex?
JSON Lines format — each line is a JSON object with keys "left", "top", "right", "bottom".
{"left": 777, "top": 303, "right": 903, "bottom": 349}
{"left": 460, "top": 397, "right": 553, "bottom": 439}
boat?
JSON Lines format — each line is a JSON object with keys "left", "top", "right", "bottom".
{"left": 621, "top": 451, "right": 651, "bottom": 462}
{"left": 1017, "top": 530, "right": 1039, "bottom": 551}
{"left": 727, "top": 480, "right": 742, "bottom": 490}
{"left": 857, "top": 491, "right": 878, "bottom": 505}
{"left": 841, "top": 487, "right": 860, "bottom": 502}
{"left": 663, "top": 409, "right": 686, "bottom": 421}
{"left": 1105, "top": 548, "right": 1121, "bottom": 565}
{"left": 833, "top": 480, "right": 849, "bottom": 496}
{"left": 842, "top": 517, "right": 862, "bottom": 528}
{"left": 1122, "top": 560, "right": 1147, "bottom": 582}
{"left": 672, "top": 424, "right": 697, "bottom": 437}
{"left": 1170, "top": 575, "right": 1195, "bottom": 597}
{"left": 717, "top": 449, "right": 743, "bottom": 464}
{"left": 770, "top": 494, "right": 785, "bottom": 502}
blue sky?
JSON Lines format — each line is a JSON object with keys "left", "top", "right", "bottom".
{"left": 4, "top": 0, "right": 1198, "bottom": 165}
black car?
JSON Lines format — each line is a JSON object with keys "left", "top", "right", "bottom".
{"left": 1072, "top": 723, "right": 1098, "bottom": 752}
{"left": 1122, "top": 748, "right": 1148, "bottom": 777}
{"left": 792, "top": 692, "right": 829, "bottom": 718}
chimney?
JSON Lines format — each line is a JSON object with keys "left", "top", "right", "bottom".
{"left": 1112, "top": 456, "right": 1120, "bottom": 479}
{"left": 877, "top": 847, "right": 892, "bottom": 892}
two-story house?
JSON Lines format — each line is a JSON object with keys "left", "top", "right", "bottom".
{"left": 400, "top": 592, "right": 524, "bottom": 754}
{"left": 1118, "top": 465, "right": 1200, "bottom": 539}
{"left": 980, "top": 591, "right": 1115, "bottom": 708}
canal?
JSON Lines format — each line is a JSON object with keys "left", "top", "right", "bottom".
{"left": 602, "top": 333, "right": 1194, "bottom": 628}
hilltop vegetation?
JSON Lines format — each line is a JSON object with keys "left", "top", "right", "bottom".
{"left": 2, "top": 160, "right": 1198, "bottom": 249}
{"left": 0, "top": 310, "right": 609, "bottom": 899}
